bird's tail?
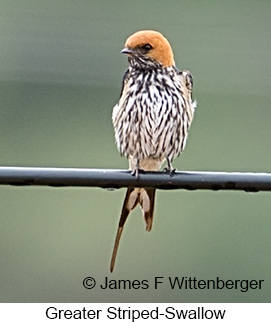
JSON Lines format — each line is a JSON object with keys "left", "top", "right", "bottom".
{"left": 110, "top": 187, "right": 156, "bottom": 272}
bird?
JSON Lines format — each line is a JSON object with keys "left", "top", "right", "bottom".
{"left": 111, "top": 30, "right": 196, "bottom": 272}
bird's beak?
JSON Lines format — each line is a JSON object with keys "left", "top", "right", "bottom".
{"left": 121, "top": 47, "right": 135, "bottom": 55}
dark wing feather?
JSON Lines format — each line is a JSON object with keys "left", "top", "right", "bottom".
{"left": 119, "top": 68, "right": 130, "bottom": 98}
{"left": 176, "top": 69, "right": 196, "bottom": 109}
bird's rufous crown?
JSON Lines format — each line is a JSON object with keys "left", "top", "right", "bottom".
{"left": 123, "top": 30, "right": 175, "bottom": 67}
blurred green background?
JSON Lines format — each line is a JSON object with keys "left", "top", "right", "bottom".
{"left": 0, "top": 0, "right": 270, "bottom": 303}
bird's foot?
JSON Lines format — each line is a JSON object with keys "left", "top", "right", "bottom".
{"left": 131, "top": 168, "right": 139, "bottom": 178}
{"left": 131, "top": 167, "right": 146, "bottom": 178}
{"left": 164, "top": 159, "right": 176, "bottom": 176}
{"left": 131, "top": 167, "right": 145, "bottom": 178}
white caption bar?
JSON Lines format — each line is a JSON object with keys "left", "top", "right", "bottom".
{"left": 0, "top": 303, "right": 270, "bottom": 322}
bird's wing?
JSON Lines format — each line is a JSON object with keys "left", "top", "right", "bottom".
{"left": 176, "top": 69, "right": 197, "bottom": 123}
{"left": 112, "top": 68, "right": 130, "bottom": 131}
{"left": 176, "top": 69, "right": 194, "bottom": 98}
{"left": 119, "top": 68, "right": 130, "bottom": 98}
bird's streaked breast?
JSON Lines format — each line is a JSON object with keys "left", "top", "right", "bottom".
{"left": 112, "top": 66, "right": 195, "bottom": 163}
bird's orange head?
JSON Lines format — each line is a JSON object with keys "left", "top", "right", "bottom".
{"left": 121, "top": 30, "right": 175, "bottom": 68}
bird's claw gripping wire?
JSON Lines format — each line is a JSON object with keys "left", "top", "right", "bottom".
{"left": 164, "top": 158, "right": 176, "bottom": 176}
{"left": 131, "top": 167, "right": 146, "bottom": 178}
{"left": 131, "top": 159, "right": 146, "bottom": 178}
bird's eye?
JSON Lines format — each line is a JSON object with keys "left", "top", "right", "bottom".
{"left": 141, "top": 44, "right": 153, "bottom": 51}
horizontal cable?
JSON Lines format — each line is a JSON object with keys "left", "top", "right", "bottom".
{"left": 0, "top": 166, "right": 270, "bottom": 192}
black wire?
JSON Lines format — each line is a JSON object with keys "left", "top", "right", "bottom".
{"left": 0, "top": 167, "right": 270, "bottom": 192}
